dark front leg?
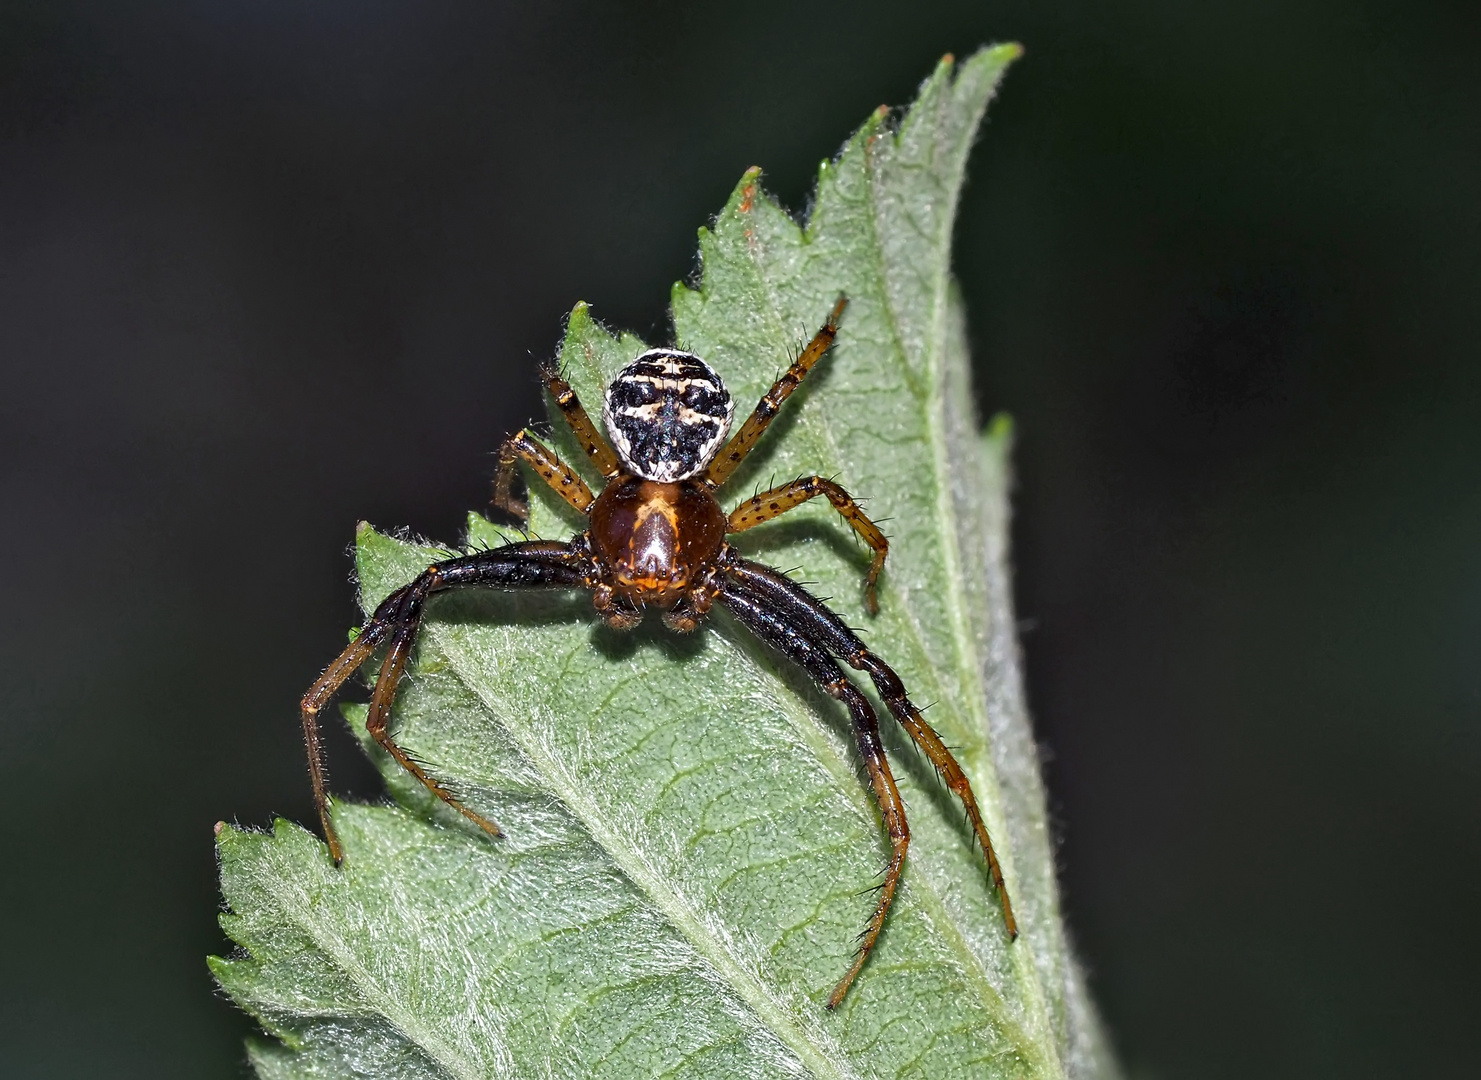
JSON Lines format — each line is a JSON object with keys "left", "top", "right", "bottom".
{"left": 718, "top": 583, "right": 910, "bottom": 1009}
{"left": 721, "top": 557, "right": 1018, "bottom": 940}
{"left": 300, "top": 541, "right": 589, "bottom": 863}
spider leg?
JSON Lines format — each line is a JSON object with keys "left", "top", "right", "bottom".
{"left": 704, "top": 296, "right": 848, "bottom": 487}
{"left": 300, "top": 540, "right": 589, "bottom": 863}
{"left": 718, "top": 585, "right": 908, "bottom": 1010}
{"left": 726, "top": 475, "right": 888, "bottom": 614}
{"left": 492, "top": 430, "right": 597, "bottom": 524}
{"left": 722, "top": 557, "right": 1018, "bottom": 939}
{"left": 301, "top": 622, "right": 392, "bottom": 861}
{"left": 542, "top": 365, "right": 622, "bottom": 478}
{"left": 363, "top": 601, "right": 505, "bottom": 843}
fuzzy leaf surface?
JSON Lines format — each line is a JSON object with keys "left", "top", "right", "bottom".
{"left": 213, "top": 45, "right": 1115, "bottom": 1080}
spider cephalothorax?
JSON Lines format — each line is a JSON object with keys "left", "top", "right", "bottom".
{"left": 300, "top": 297, "right": 1017, "bottom": 1009}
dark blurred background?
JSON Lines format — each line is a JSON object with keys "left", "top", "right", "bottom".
{"left": 2, "top": 1, "right": 1477, "bottom": 1076}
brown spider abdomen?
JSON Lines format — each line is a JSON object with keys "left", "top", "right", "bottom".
{"left": 588, "top": 475, "right": 726, "bottom": 604}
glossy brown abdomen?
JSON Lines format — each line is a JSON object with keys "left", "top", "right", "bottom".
{"left": 587, "top": 476, "right": 726, "bottom": 604}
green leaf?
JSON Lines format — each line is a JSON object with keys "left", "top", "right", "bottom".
{"left": 212, "top": 46, "right": 1116, "bottom": 1079}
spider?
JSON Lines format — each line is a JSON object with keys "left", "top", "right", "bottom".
{"left": 300, "top": 297, "right": 1017, "bottom": 1008}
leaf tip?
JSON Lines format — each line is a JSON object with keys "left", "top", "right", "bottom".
{"left": 713, "top": 165, "right": 767, "bottom": 223}
{"left": 559, "top": 301, "right": 614, "bottom": 374}
{"left": 739, "top": 172, "right": 761, "bottom": 213}
{"left": 944, "top": 43, "right": 1025, "bottom": 99}
{"left": 566, "top": 299, "right": 593, "bottom": 329}
{"left": 213, "top": 820, "right": 256, "bottom": 862}
{"left": 354, "top": 520, "right": 387, "bottom": 557}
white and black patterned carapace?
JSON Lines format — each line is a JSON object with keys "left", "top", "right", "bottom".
{"left": 601, "top": 349, "right": 736, "bottom": 482}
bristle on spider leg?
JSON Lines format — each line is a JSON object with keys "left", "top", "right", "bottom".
{"left": 399, "top": 748, "right": 439, "bottom": 771}
{"left": 853, "top": 903, "right": 893, "bottom": 945}
{"left": 438, "top": 779, "right": 471, "bottom": 802}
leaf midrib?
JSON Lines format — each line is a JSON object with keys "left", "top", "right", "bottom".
{"left": 516, "top": 57, "right": 1056, "bottom": 1074}
{"left": 423, "top": 598, "right": 1054, "bottom": 1075}
{"left": 426, "top": 621, "right": 863, "bottom": 1080}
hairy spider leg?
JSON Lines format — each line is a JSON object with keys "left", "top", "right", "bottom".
{"left": 853, "top": 662, "right": 1017, "bottom": 939}
{"left": 718, "top": 585, "right": 908, "bottom": 1010}
{"left": 361, "top": 599, "right": 506, "bottom": 843}
{"left": 727, "top": 475, "right": 889, "bottom": 614}
{"left": 704, "top": 296, "right": 848, "bottom": 488}
{"left": 493, "top": 430, "right": 597, "bottom": 522}
{"left": 723, "top": 558, "right": 1018, "bottom": 937}
{"left": 300, "top": 540, "right": 588, "bottom": 863}
{"left": 300, "top": 620, "right": 392, "bottom": 862}
{"left": 492, "top": 368, "right": 619, "bottom": 523}
{"left": 542, "top": 365, "right": 622, "bottom": 478}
